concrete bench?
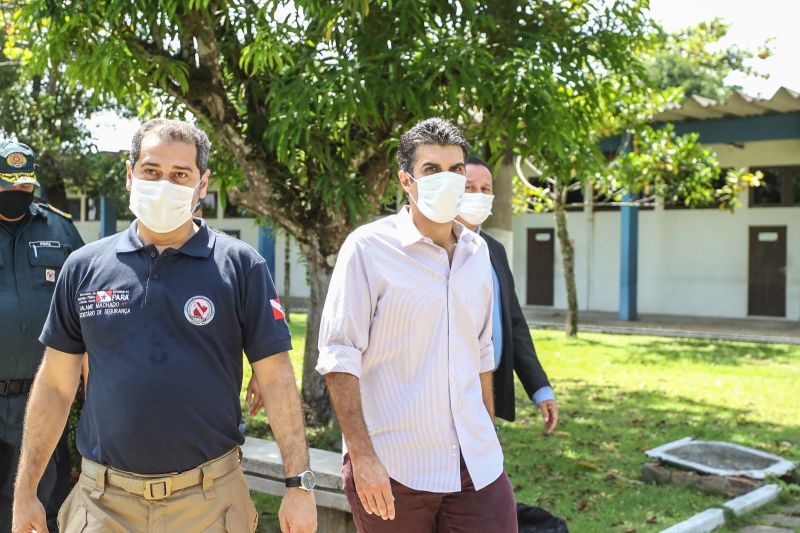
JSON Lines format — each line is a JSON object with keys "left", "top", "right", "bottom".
{"left": 241, "top": 436, "right": 356, "bottom": 533}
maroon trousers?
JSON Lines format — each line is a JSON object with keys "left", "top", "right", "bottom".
{"left": 343, "top": 454, "right": 517, "bottom": 533}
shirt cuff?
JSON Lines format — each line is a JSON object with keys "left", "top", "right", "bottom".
{"left": 532, "top": 386, "right": 555, "bottom": 405}
{"left": 479, "top": 341, "right": 495, "bottom": 373}
{"left": 316, "top": 345, "right": 363, "bottom": 378}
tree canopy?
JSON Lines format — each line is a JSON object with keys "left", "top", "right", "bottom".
{"left": 14, "top": 0, "right": 667, "bottom": 421}
{"left": 645, "top": 18, "right": 771, "bottom": 102}
{"left": 1, "top": 7, "right": 107, "bottom": 210}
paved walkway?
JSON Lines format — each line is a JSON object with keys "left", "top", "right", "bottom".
{"left": 522, "top": 308, "right": 800, "bottom": 345}
{"left": 737, "top": 502, "right": 800, "bottom": 532}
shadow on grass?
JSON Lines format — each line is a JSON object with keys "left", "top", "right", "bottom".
{"left": 549, "top": 333, "right": 799, "bottom": 366}
{"left": 245, "top": 376, "right": 799, "bottom": 532}
{"left": 501, "top": 378, "right": 800, "bottom": 532}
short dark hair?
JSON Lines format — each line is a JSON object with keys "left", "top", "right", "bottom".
{"left": 396, "top": 118, "right": 469, "bottom": 174}
{"left": 130, "top": 119, "right": 211, "bottom": 175}
{"left": 466, "top": 154, "right": 492, "bottom": 173}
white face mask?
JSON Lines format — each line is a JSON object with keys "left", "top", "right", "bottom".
{"left": 408, "top": 171, "right": 466, "bottom": 223}
{"left": 459, "top": 192, "right": 495, "bottom": 226}
{"left": 129, "top": 178, "right": 201, "bottom": 233}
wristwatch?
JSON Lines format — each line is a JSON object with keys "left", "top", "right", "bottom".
{"left": 285, "top": 470, "right": 316, "bottom": 491}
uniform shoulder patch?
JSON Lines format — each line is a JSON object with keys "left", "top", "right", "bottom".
{"left": 39, "top": 203, "right": 73, "bottom": 220}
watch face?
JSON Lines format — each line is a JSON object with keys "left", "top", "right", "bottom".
{"left": 300, "top": 471, "right": 316, "bottom": 490}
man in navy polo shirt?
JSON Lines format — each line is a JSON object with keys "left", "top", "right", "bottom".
{"left": 12, "top": 119, "right": 317, "bottom": 533}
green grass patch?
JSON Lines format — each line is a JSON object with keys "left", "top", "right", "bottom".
{"left": 241, "top": 317, "right": 800, "bottom": 532}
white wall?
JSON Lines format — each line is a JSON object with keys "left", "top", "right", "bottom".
{"left": 512, "top": 139, "right": 800, "bottom": 321}
{"left": 513, "top": 201, "right": 800, "bottom": 320}
{"left": 640, "top": 203, "right": 799, "bottom": 319}
{"left": 272, "top": 230, "right": 311, "bottom": 300}
{"left": 709, "top": 138, "right": 800, "bottom": 168}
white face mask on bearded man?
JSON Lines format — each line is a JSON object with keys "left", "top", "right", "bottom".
{"left": 129, "top": 178, "right": 202, "bottom": 233}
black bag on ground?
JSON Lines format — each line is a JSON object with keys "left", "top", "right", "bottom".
{"left": 517, "top": 503, "right": 569, "bottom": 533}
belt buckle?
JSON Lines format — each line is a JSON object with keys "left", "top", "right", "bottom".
{"left": 143, "top": 477, "right": 173, "bottom": 500}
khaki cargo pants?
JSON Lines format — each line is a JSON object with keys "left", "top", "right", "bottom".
{"left": 57, "top": 448, "right": 258, "bottom": 533}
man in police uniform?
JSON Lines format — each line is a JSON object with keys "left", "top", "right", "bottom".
{"left": 0, "top": 141, "right": 84, "bottom": 533}
{"left": 12, "top": 119, "right": 317, "bottom": 533}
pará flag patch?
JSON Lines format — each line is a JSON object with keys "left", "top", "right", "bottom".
{"left": 96, "top": 290, "right": 113, "bottom": 303}
{"left": 270, "top": 298, "right": 285, "bottom": 320}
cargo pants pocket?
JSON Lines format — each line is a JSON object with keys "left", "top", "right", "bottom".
{"left": 59, "top": 505, "right": 88, "bottom": 533}
{"left": 225, "top": 502, "right": 259, "bottom": 533}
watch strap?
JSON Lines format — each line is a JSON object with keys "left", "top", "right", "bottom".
{"left": 285, "top": 475, "right": 303, "bottom": 488}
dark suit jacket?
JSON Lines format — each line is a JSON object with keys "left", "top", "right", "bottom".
{"left": 482, "top": 232, "right": 551, "bottom": 421}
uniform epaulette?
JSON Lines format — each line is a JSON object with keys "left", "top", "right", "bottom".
{"left": 39, "top": 202, "right": 73, "bottom": 220}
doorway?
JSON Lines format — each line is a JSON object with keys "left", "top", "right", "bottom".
{"left": 748, "top": 226, "right": 787, "bottom": 317}
{"left": 526, "top": 228, "right": 555, "bottom": 306}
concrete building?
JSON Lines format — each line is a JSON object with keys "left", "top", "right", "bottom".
{"left": 513, "top": 88, "right": 800, "bottom": 321}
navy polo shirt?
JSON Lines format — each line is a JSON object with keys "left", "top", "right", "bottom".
{"left": 40, "top": 219, "right": 291, "bottom": 474}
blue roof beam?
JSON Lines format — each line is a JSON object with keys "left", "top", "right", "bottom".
{"left": 600, "top": 111, "right": 800, "bottom": 152}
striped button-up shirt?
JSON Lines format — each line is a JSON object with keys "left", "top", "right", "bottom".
{"left": 316, "top": 207, "right": 504, "bottom": 493}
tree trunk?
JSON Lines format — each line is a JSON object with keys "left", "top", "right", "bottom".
{"left": 553, "top": 186, "right": 579, "bottom": 336}
{"left": 283, "top": 233, "right": 291, "bottom": 324}
{"left": 482, "top": 151, "right": 514, "bottom": 255}
{"left": 299, "top": 245, "right": 335, "bottom": 425}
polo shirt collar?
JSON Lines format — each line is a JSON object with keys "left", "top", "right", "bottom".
{"left": 397, "top": 205, "right": 475, "bottom": 248}
{"left": 116, "top": 218, "right": 216, "bottom": 257}
{"left": 179, "top": 218, "right": 216, "bottom": 257}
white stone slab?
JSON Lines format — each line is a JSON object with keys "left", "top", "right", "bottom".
{"left": 723, "top": 484, "right": 782, "bottom": 516}
{"left": 660, "top": 508, "right": 725, "bottom": 533}
{"left": 645, "top": 437, "right": 796, "bottom": 479}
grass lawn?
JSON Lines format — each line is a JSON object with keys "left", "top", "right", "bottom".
{"left": 241, "top": 314, "right": 800, "bottom": 532}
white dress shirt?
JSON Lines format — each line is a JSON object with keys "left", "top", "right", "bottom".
{"left": 316, "top": 207, "right": 504, "bottom": 493}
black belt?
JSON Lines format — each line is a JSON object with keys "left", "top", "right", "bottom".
{"left": 0, "top": 379, "right": 34, "bottom": 396}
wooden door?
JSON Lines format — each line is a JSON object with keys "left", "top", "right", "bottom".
{"left": 526, "top": 228, "right": 554, "bottom": 306}
{"left": 748, "top": 226, "right": 787, "bottom": 317}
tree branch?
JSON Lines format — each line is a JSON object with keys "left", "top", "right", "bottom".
{"left": 119, "top": 21, "right": 299, "bottom": 234}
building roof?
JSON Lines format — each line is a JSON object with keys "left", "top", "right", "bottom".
{"left": 654, "top": 87, "right": 800, "bottom": 122}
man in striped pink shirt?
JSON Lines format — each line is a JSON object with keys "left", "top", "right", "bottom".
{"left": 317, "top": 118, "right": 517, "bottom": 532}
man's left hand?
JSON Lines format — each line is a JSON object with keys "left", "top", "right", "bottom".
{"left": 539, "top": 400, "right": 559, "bottom": 434}
{"left": 279, "top": 488, "right": 317, "bottom": 533}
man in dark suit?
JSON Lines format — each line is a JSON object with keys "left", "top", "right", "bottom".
{"left": 457, "top": 155, "right": 558, "bottom": 431}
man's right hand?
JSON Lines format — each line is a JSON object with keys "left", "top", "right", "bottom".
{"left": 12, "top": 495, "right": 48, "bottom": 533}
{"left": 351, "top": 453, "right": 395, "bottom": 520}
{"left": 245, "top": 374, "right": 264, "bottom": 416}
